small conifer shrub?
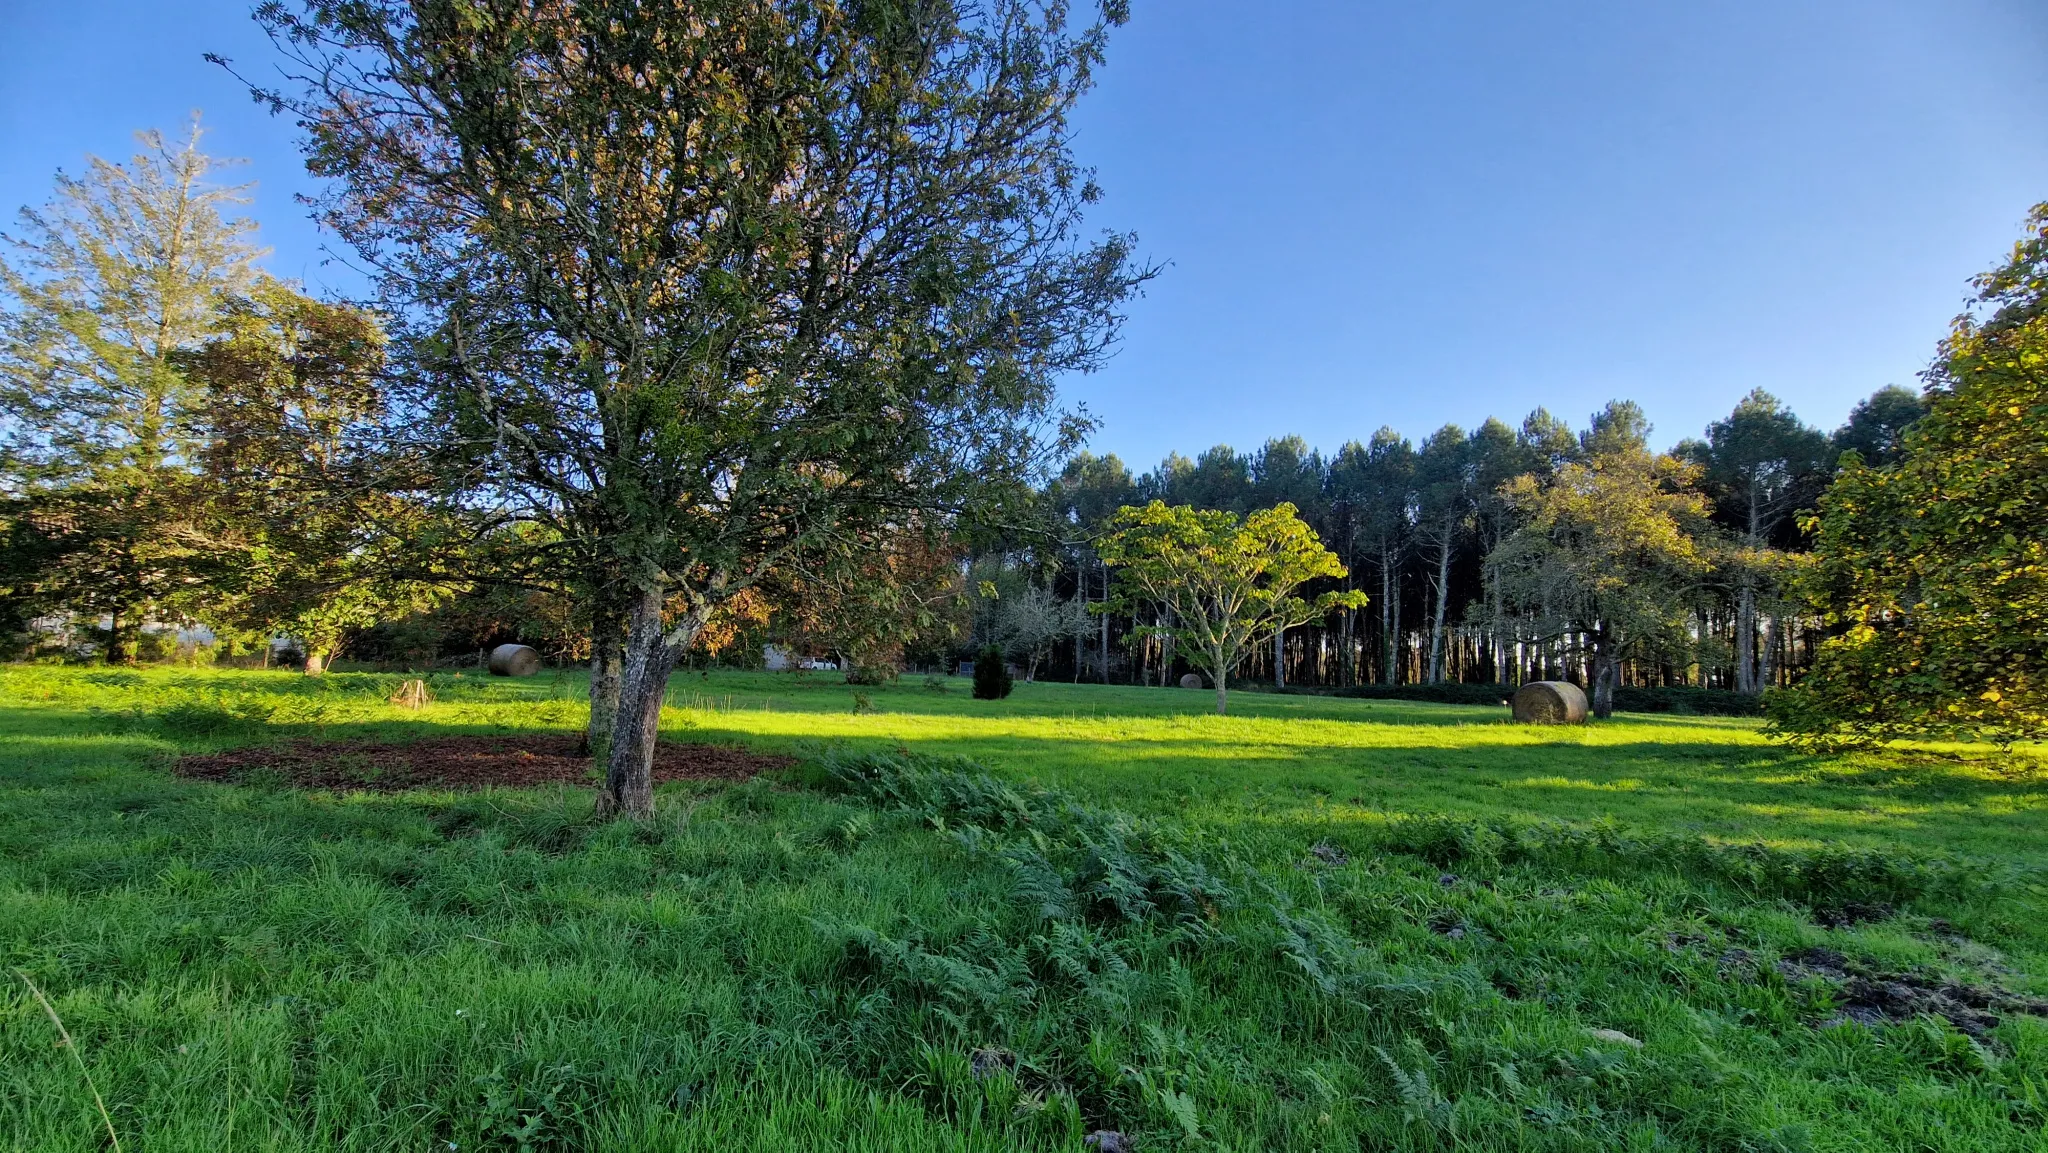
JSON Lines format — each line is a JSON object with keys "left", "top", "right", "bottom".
{"left": 972, "top": 645, "right": 1013, "bottom": 700}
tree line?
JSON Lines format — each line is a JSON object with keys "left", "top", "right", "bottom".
{"left": 1040, "top": 386, "right": 1922, "bottom": 701}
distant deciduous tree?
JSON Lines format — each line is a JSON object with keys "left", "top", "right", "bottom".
{"left": 178, "top": 279, "right": 445, "bottom": 673}
{"left": 987, "top": 581, "right": 1091, "bottom": 681}
{"left": 1770, "top": 204, "right": 2048, "bottom": 749}
{"left": 1097, "top": 501, "right": 1365, "bottom": 714}
{"left": 1486, "top": 446, "right": 1713, "bottom": 718}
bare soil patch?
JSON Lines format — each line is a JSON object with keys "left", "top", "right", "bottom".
{"left": 175, "top": 733, "right": 791, "bottom": 792}
{"left": 1776, "top": 946, "right": 2048, "bottom": 1037}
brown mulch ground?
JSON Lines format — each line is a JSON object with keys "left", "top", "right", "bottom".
{"left": 174, "top": 734, "right": 792, "bottom": 792}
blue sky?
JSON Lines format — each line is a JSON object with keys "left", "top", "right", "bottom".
{"left": 5, "top": 1, "right": 2045, "bottom": 469}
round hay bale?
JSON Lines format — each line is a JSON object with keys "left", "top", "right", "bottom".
{"left": 487, "top": 643, "right": 543, "bottom": 677}
{"left": 1513, "top": 680, "right": 1588, "bottom": 724}
{"left": 1178, "top": 673, "right": 1204, "bottom": 690}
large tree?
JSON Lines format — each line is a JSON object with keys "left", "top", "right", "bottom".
{"left": 1679, "top": 389, "right": 1829, "bottom": 693}
{"left": 0, "top": 123, "right": 264, "bottom": 659}
{"left": 178, "top": 278, "right": 446, "bottom": 672}
{"left": 252, "top": 0, "right": 1148, "bottom": 817}
{"left": 1412, "top": 424, "right": 1471, "bottom": 684}
{"left": 1831, "top": 385, "right": 1927, "bottom": 468}
{"left": 1327, "top": 428, "right": 1413, "bottom": 685}
{"left": 1485, "top": 445, "right": 1713, "bottom": 718}
{"left": 1097, "top": 500, "right": 1364, "bottom": 714}
{"left": 1770, "top": 204, "right": 2048, "bottom": 749}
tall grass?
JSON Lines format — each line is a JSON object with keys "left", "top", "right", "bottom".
{"left": 1, "top": 666, "right": 2043, "bottom": 1150}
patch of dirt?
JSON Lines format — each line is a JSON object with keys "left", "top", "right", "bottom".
{"left": 1775, "top": 946, "right": 2048, "bottom": 1037}
{"left": 1809, "top": 901, "right": 1896, "bottom": 929}
{"left": 174, "top": 734, "right": 791, "bottom": 792}
{"left": 1306, "top": 840, "right": 1349, "bottom": 866}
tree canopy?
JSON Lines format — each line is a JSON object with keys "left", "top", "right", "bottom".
{"left": 1097, "top": 500, "right": 1365, "bottom": 714}
{"left": 1769, "top": 203, "right": 2048, "bottom": 749}
{"left": 250, "top": 0, "right": 1149, "bottom": 816}
{"left": 1486, "top": 444, "right": 1714, "bottom": 718}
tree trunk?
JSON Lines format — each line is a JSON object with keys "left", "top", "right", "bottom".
{"left": 598, "top": 585, "right": 685, "bottom": 821}
{"left": 1491, "top": 582, "right": 1507, "bottom": 685}
{"left": 1340, "top": 605, "right": 1354, "bottom": 688}
{"left": 104, "top": 609, "right": 132, "bottom": 665}
{"left": 1758, "top": 613, "right": 1780, "bottom": 691}
{"left": 305, "top": 649, "right": 328, "bottom": 676}
{"left": 584, "top": 605, "right": 624, "bottom": 760}
{"left": 1734, "top": 582, "right": 1757, "bottom": 694}
{"left": 1380, "top": 546, "right": 1399, "bottom": 685}
{"left": 1273, "top": 628, "right": 1285, "bottom": 689}
{"left": 1591, "top": 650, "right": 1618, "bottom": 719}
{"left": 1074, "top": 558, "right": 1086, "bottom": 683}
{"left": 1427, "top": 528, "right": 1453, "bottom": 683}
{"left": 1098, "top": 558, "right": 1110, "bottom": 682}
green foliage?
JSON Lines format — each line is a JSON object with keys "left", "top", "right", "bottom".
{"left": 1097, "top": 501, "right": 1366, "bottom": 713}
{"left": 972, "top": 645, "right": 1014, "bottom": 701}
{"left": 176, "top": 278, "right": 445, "bottom": 673}
{"left": 1773, "top": 205, "right": 2048, "bottom": 749}
{"left": 1487, "top": 447, "right": 1715, "bottom": 716}
{"left": 0, "top": 123, "right": 265, "bottom": 662}
{"left": 257, "top": 0, "right": 1151, "bottom": 814}
{"left": 1833, "top": 385, "right": 1929, "bottom": 469}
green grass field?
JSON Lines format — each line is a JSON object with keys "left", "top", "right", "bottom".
{"left": 3, "top": 665, "right": 2045, "bottom": 1151}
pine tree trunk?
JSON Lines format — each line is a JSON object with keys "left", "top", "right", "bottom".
{"left": 1380, "top": 547, "right": 1399, "bottom": 685}
{"left": 1759, "top": 613, "right": 1779, "bottom": 691}
{"left": 1733, "top": 583, "right": 1755, "bottom": 694}
{"left": 1427, "top": 529, "right": 1453, "bottom": 683}
{"left": 1341, "top": 607, "right": 1355, "bottom": 688}
{"left": 1098, "top": 559, "right": 1110, "bottom": 682}
{"left": 1074, "top": 560, "right": 1086, "bottom": 683}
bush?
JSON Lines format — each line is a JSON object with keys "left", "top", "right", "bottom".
{"left": 971, "top": 645, "right": 1013, "bottom": 700}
